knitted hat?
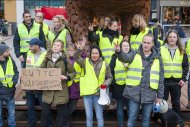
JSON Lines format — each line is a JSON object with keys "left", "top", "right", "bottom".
{"left": 29, "top": 38, "right": 42, "bottom": 46}
{"left": 0, "top": 44, "right": 10, "bottom": 55}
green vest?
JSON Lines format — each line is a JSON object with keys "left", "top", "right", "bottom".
{"left": 80, "top": 58, "right": 106, "bottom": 96}
{"left": 130, "top": 27, "right": 149, "bottom": 50}
{"left": 42, "top": 23, "right": 49, "bottom": 39}
{"left": 18, "top": 23, "right": 40, "bottom": 53}
{"left": 48, "top": 29, "right": 67, "bottom": 52}
{"left": 0, "top": 57, "right": 15, "bottom": 88}
{"left": 68, "top": 62, "right": 83, "bottom": 87}
{"left": 186, "top": 39, "right": 190, "bottom": 68}
{"left": 26, "top": 50, "right": 47, "bottom": 68}
{"left": 160, "top": 46, "right": 183, "bottom": 78}
{"left": 126, "top": 54, "right": 160, "bottom": 90}
{"left": 114, "top": 58, "right": 127, "bottom": 85}
{"left": 99, "top": 32, "right": 123, "bottom": 64}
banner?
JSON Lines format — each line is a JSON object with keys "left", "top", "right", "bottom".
{"left": 35, "top": 6, "right": 68, "bottom": 20}
{"left": 21, "top": 68, "right": 62, "bottom": 90}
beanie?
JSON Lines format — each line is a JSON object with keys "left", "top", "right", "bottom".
{"left": 29, "top": 38, "right": 42, "bottom": 46}
{"left": 0, "top": 44, "right": 10, "bottom": 55}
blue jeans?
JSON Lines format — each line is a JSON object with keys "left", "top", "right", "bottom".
{"left": 83, "top": 95, "right": 104, "bottom": 127}
{"left": 127, "top": 99, "right": 153, "bottom": 127}
{"left": 188, "top": 75, "right": 190, "bottom": 100}
{"left": 26, "top": 92, "right": 43, "bottom": 127}
{"left": 116, "top": 98, "right": 128, "bottom": 127}
{"left": 0, "top": 98, "right": 16, "bottom": 127}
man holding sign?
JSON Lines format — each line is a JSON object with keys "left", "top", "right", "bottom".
{"left": 24, "top": 38, "right": 47, "bottom": 127}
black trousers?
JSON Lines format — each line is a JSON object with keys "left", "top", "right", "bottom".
{"left": 41, "top": 102, "right": 69, "bottom": 127}
{"left": 164, "top": 79, "right": 181, "bottom": 115}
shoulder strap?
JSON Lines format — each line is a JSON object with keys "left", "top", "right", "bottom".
{"left": 63, "top": 57, "right": 68, "bottom": 72}
{"left": 53, "top": 30, "right": 62, "bottom": 43}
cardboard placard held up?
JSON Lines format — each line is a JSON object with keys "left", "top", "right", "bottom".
{"left": 21, "top": 68, "right": 62, "bottom": 90}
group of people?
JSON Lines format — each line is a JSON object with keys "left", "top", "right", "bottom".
{"left": 0, "top": 9, "right": 189, "bottom": 127}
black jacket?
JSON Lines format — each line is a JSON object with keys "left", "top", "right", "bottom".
{"left": 13, "top": 20, "right": 46, "bottom": 58}
{"left": 109, "top": 54, "right": 126, "bottom": 99}
{"left": 0, "top": 57, "right": 19, "bottom": 100}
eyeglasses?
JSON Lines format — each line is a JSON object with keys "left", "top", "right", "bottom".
{"left": 36, "top": 16, "right": 43, "bottom": 19}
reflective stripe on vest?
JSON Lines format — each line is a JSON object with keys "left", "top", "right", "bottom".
{"left": 130, "top": 27, "right": 149, "bottom": 50}
{"left": 26, "top": 50, "right": 47, "bottom": 68}
{"left": 18, "top": 23, "right": 40, "bottom": 53}
{"left": 126, "top": 54, "right": 160, "bottom": 90}
{"left": 160, "top": 46, "right": 183, "bottom": 78}
{"left": 68, "top": 62, "right": 83, "bottom": 87}
{"left": 48, "top": 29, "right": 67, "bottom": 52}
{"left": 114, "top": 58, "right": 127, "bottom": 85}
{"left": 99, "top": 32, "right": 123, "bottom": 64}
{"left": 80, "top": 58, "right": 106, "bottom": 96}
{"left": 0, "top": 57, "right": 15, "bottom": 88}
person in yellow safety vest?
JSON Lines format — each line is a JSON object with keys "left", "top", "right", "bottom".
{"left": 88, "top": 19, "right": 123, "bottom": 64}
{"left": 115, "top": 34, "right": 164, "bottom": 127}
{"left": 160, "top": 30, "right": 189, "bottom": 115}
{"left": 186, "top": 39, "right": 190, "bottom": 109}
{"left": 109, "top": 40, "right": 130, "bottom": 127}
{"left": 66, "top": 45, "right": 83, "bottom": 127}
{"left": 13, "top": 10, "right": 46, "bottom": 68}
{"left": 47, "top": 15, "right": 73, "bottom": 52}
{"left": 149, "top": 18, "right": 164, "bottom": 48}
{"left": 35, "top": 12, "right": 49, "bottom": 42}
{"left": 130, "top": 14, "right": 152, "bottom": 51}
{"left": 74, "top": 37, "right": 113, "bottom": 127}
{"left": 25, "top": 38, "right": 48, "bottom": 127}
{"left": 0, "top": 44, "right": 19, "bottom": 127}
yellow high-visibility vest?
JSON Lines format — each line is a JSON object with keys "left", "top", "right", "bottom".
{"left": 186, "top": 39, "right": 190, "bottom": 70}
{"left": 126, "top": 54, "right": 160, "bottom": 90}
{"left": 18, "top": 23, "right": 40, "bottom": 53}
{"left": 0, "top": 57, "right": 15, "bottom": 88}
{"left": 68, "top": 62, "right": 83, "bottom": 87}
{"left": 130, "top": 27, "right": 149, "bottom": 50}
{"left": 26, "top": 50, "right": 47, "bottom": 68}
{"left": 80, "top": 58, "right": 106, "bottom": 96}
{"left": 160, "top": 46, "right": 183, "bottom": 78}
{"left": 114, "top": 58, "right": 127, "bottom": 85}
{"left": 48, "top": 29, "right": 67, "bottom": 51}
{"left": 99, "top": 32, "right": 123, "bottom": 64}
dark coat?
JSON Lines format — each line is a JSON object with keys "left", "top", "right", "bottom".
{"left": 109, "top": 54, "right": 126, "bottom": 99}
{"left": 0, "top": 57, "right": 19, "bottom": 100}
{"left": 40, "top": 51, "right": 76, "bottom": 105}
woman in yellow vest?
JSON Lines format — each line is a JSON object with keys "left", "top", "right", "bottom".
{"left": 110, "top": 40, "right": 130, "bottom": 127}
{"left": 40, "top": 40, "right": 76, "bottom": 127}
{"left": 130, "top": 14, "right": 151, "bottom": 51}
{"left": 74, "top": 38, "right": 113, "bottom": 127}
{"left": 66, "top": 45, "right": 84, "bottom": 126}
{"left": 160, "top": 30, "right": 189, "bottom": 115}
{"left": 185, "top": 39, "right": 190, "bottom": 108}
{"left": 88, "top": 19, "right": 123, "bottom": 64}
{"left": 47, "top": 16, "right": 73, "bottom": 51}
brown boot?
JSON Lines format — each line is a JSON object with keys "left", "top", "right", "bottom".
{"left": 186, "top": 100, "right": 190, "bottom": 109}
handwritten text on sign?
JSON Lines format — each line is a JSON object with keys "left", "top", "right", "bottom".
{"left": 21, "top": 68, "right": 62, "bottom": 90}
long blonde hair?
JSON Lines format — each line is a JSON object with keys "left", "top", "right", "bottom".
{"left": 132, "top": 14, "right": 147, "bottom": 32}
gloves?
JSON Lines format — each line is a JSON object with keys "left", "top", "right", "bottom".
{"left": 100, "top": 84, "right": 107, "bottom": 89}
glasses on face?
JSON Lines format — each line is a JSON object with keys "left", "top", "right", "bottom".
{"left": 36, "top": 16, "right": 43, "bottom": 19}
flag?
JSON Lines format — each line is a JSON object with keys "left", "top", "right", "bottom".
{"left": 35, "top": 6, "right": 68, "bottom": 20}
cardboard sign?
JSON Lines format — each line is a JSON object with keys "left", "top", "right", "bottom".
{"left": 21, "top": 68, "right": 62, "bottom": 90}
